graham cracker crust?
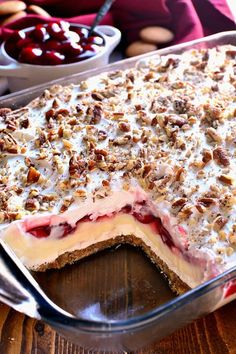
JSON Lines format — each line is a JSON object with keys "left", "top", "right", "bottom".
{"left": 35, "top": 235, "right": 190, "bottom": 295}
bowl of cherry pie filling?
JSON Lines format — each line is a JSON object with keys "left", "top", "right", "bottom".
{"left": 0, "top": 21, "right": 121, "bottom": 92}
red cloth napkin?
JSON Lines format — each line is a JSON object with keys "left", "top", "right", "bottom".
{"left": 0, "top": 0, "right": 235, "bottom": 45}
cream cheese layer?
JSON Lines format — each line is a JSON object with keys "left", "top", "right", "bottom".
{"left": 2, "top": 213, "right": 206, "bottom": 288}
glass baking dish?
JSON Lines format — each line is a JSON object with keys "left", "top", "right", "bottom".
{"left": 0, "top": 31, "right": 236, "bottom": 352}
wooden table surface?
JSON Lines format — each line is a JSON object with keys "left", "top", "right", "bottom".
{"left": 0, "top": 301, "right": 236, "bottom": 354}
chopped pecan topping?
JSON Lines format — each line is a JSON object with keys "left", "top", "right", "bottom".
{"left": 126, "top": 72, "right": 135, "bottom": 83}
{"left": 113, "top": 135, "right": 131, "bottom": 146}
{"left": 226, "top": 50, "right": 236, "bottom": 57}
{"left": 135, "top": 104, "right": 143, "bottom": 111}
{"left": 172, "top": 197, "right": 187, "bottom": 208}
{"left": 91, "top": 92, "right": 104, "bottom": 101}
{"left": 56, "top": 108, "right": 69, "bottom": 117}
{"left": 206, "top": 127, "right": 222, "bottom": 143}
{"left": 118, "top": 122, "right": 130, "bottom": 132}
{"left": 151, "top": 117, "right": 158, "bottom": 126}
{"left": 0, "top": 130, "right": 19, "bottom": 154}
{"left": 60, "top": 196, "right": 74, "bottom": 213}
{"left": 195, "top": 203, "right": 206, "bottom": 213}
{"left": 97, "top": 130, "right": 107, "bottom": 141}
{"left": 20, "top": 118, "right": 29, "bottom": 128}
{"left": 25, "top": 198, "right": 40, "bottom": 211}
{"left": 69, "top": 155, "right": 86, "bottom": 177}
{"left": 173, "top": 98, "right": 190, "bottom": 114}
{"left": 218, "top": 174, "right": 234, "bottom": 185}
{"left": 45, "top": 108, "right": 55, "bottom": 121}
{"left": 102, "top": 179, "right": 110, "bottom": 187}
{"left": 165, "top": 115, "right": 187, "bottom": 127}
{"left": 6, "top": 121, "right": 17, "bottom": 131}
{"left": 213, "top": 215, "right": 228, "bottom": 231}
{"left": 94, "top": 148, "right": 108, "bottom": 156}
{"left": 202, "top": 149, "right": 212, "bottom": 163}
{"left": 142, "top": 164, "right": 152, "bottom": 178}
{"left": 229, "top": 233, "right": 236, "bottom": 244}
{"left": 52, "top": 98, "right": 60, "bottom": 109}
{"left": 175, "top": 167, "right": 185, "bottom": 182}
{"left": 27, "top": 166, "right": 41, "bottom": 184}
{"left": 198, "top": 197, "right": 216, "bottom": 206}
{"left": 90, "top": 104, "right": 102, "bottom": 124}
{"left": 0, "top": 108, "right": 12, "bottom": 118}
{"left": 178, "top": 203, "right": 193, "bottom": 218}
{"left": 144, "top": 72, "right": 154, "bottom": 81}
{"left": 213, "top": 147, "right": 230, "bottom": 166}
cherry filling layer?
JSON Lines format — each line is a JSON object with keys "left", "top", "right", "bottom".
{"left": 26, "top": 203, "right": 176, "bottom": 250}
{"left": 225, "top": 281, "right": 236, "bottom": 297}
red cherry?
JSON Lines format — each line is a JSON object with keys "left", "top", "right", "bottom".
{"left": 133, "top": 212, "right": 156, "bottom": 224}
{"left": 17, "top": 37, "right": 34, "bottom": 49}
{"left": 43, "top": 51, "right": 65, "bottom": 65}
{"left": 47, "top": 22, "right": 68, "bottom": 40}
{"left": 83, "top": 44, "right": 96, "bottom": 52}
{"left": 57, "top": 20, "right": 70, "bottom": 32}
{"left": 19, "top": 47, "right": 43, "bottom": 64}
{"left": 73, "top": 27, "right": 89, "bottom": 38}
{"left": 61, "top": 42, "right": 83, "bottom": 56}
{"left": 87, "top": 36, "right": 104, "bottom": 46}
{"left": 32, "top": 25, "right": 48, "bottom": 42}
{"left": 9, "top": 30, "right": 26, "bottom": 42}
{"left": 45, "top": 39, "right": 61, "bottom": 51}
{"left": 4, "top": 41, "right": 20, "bottom": 59}
{"left": 57, "top": 222, "right": 75, "bottom": 238}
{"left": 28, "top": 221, "right": 75, "bottom": 238}
{"left": 66, "top": 31, "right": 80, "bottom": 44}
{"left": 29, "top": 225, "right": 51, "bottom": 238}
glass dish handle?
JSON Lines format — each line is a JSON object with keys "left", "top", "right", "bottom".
{"left": 0, "top": 239, "right": 41, "bottom": 318}
{"left": 0, "top": 238, "right": 75, "bottom": 322}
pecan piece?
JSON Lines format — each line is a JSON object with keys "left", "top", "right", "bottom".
{"left": 173, "top": 98, "right": 190, "bottom": 114}
{"left": 25, "top": 198, "right": 40, "bottom": 211}
{"left": 175, "top": 167, "right": 185, "bottom": 182}
{"left": 213, "top": 147, "right": 230, "bottom": 166}
{"left": 165, "top": 115, "right": 187, "bottom": 127}
{"left": 202, "top": 149, "right": 212, "bottom": 163}
{"left": 142, "top": 164, "right": 152, "bottom": 178}
{"left": 218, "top": 174, "right": 234, "bottom": 185}
{"left": 0, "top": 130, "right": 19, "bottom": 154}
{"left": 172, "top": 197, "right": 187, "bottom": 208}
{"left": 195, "top": 203, "right": 206, "bottom": 213}
{"left": 27, "top": 166, "right": 41, "bottom": 184}
{"left": 91, "top": 92, "right": 104, "bottom": 101}
{"left": 206, "top": 127, "right": 222, "bottom": 143}
{"left": 213, "top": 215, "right": 228, "bottom": 231}
{"left": 203, "top": 103, "right": 223, "bottom": 121}
{"left": 97, "top": 130, "right": 107, "bottom": 141}
{"left": 0, "top": 108, "right": 12, "bottom": 118}
{"left": 45, "top": 108, "right": 56, "bottom": 121}
{"left": 20, "top": 118, "right": 29, "bottom": 128}
{"left": 118, "top": 122, "right": 130, "bottom": 132}
{"left": 94, "top": 148, "right": 108, "bottom": 156}
{"left": 69, "top": 155, "right": 86, "bottom": 177}
{"left": 198, "top": 197, "right": 216, "bottom": 206}
{"left": 90, "top": 104, "right": 102, "bottom": 124}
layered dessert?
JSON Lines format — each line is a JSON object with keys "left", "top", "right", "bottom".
{"left": 0, "top": 45, "right": 236, "bottom": 297}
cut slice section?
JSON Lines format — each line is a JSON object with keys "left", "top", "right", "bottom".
{"left": 1, "top": 198, "right": 218, "bottom": 294}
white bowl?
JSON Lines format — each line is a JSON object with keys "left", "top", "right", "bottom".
{"left": 0, "top": 24, "right": 121, "bottom": 92}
